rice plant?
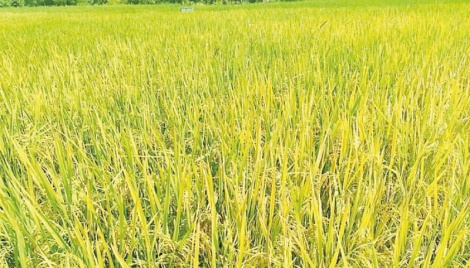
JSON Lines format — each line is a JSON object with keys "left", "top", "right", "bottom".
{"left": 0, "top": 1, "right": 469, "bottom": 267}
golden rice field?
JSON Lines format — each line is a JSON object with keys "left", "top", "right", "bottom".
{"left": 1, "top": 1, "right": 470, "bottom": 267}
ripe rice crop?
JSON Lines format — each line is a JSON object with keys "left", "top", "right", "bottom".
{"left": 1, "top": 1, "right": 470, "bottom": 267}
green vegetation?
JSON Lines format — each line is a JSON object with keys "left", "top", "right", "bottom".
{"left": 0, "top": 0, "right": 297, "bottom": 10}
{"left": 1, "top": 1, "right": 470, "bottom": 267}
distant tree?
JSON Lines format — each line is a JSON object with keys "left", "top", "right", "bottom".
{"left": 24, "top": 0, "right": 37, "bottom": 6}
{"left": 91, "top": 0, "right": 106, "bottom": 5}
{"left": 11, "top": 0, "right": 23, "bottom": 6}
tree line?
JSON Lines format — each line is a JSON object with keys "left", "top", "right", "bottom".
{"left": 1, "top": 0, "right": 295, "bottom": 7}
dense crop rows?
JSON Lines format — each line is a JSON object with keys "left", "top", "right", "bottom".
{"left": 1, "top": 2, "right": 470, "bottom": 267}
